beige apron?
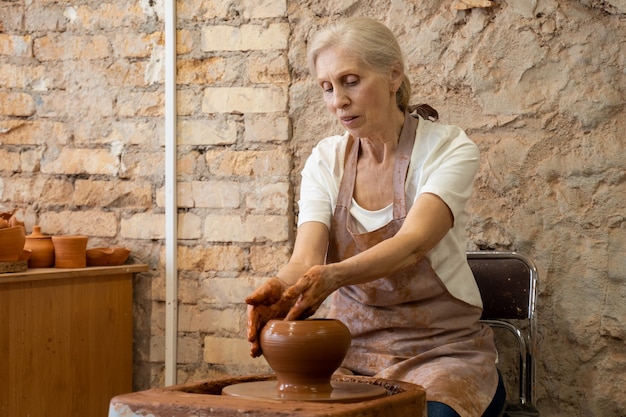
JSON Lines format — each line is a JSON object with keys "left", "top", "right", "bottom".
{"left": 326, "top": 112, "right": 498, "bottom": 417}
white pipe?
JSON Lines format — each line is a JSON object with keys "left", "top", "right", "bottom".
{"left": 164, "top": 0, "right": 178, "bottom": 386}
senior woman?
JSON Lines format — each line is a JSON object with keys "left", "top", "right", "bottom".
{"left": 245, "top": 17, "right": 506, "bottom": 417}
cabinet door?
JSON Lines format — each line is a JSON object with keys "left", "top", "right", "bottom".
{"left": 0, "top": 273, "right": 133, "bottom": 417}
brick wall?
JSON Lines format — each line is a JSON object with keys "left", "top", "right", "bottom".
{"left": 170, "top": 0, "right": 290, "bottom": 384}
{"left": 0, "top": 0, "right": 288, "bottom": 388}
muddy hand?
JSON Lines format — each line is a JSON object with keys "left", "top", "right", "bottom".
{"left": 245, "top": 278, "right": 292, "bottom": 357}
{"left": 245, "top": 277, "right": 285, "bottom": 306}
{"left": 283, "top": 266, "right": 335, "bottom": 321}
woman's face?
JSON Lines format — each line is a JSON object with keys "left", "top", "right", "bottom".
{"left": 314, "top": 46, "right": 402, "bottom": 141}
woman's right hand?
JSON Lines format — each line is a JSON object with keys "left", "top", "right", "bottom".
{"left": 245, "top": 277, "right": 294, "bottom": 357}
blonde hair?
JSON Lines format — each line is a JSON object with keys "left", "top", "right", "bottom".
{"left": 307, "top": 17, "right": 411, "bottom": 112}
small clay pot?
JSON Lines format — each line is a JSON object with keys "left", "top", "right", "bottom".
{"left": 260, "top": 319, "right": 352, "bottom": 394}
{"left": 24, "top": 226, "right": 55, "bottom": 268}
{"left": 0, "top": 225, "right": 26, "bottom": 262}
{"left": 52, "top": 235, "right": 88, "bottom": 268}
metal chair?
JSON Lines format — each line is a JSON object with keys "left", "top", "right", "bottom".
{"left": 467, "top": 251, "right": 540, "bottom": 417}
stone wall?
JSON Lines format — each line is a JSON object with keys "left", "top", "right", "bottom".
{"left": 1, "top": 0, "right": 624, "bottom": 416}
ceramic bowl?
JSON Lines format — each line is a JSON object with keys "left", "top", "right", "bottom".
{"left": 0, "top": 211, "right": 24, "bottom": 228}
{"left": 260, "top": 318, "right": 352, "bottom": 394}
{"left": 86, "top": 247, "right": 131, "bottom": 266}
{"left": 0, "top": 225, "right": 26, "bottom": 262}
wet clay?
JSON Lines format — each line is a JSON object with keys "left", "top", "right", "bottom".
{"left": 223, "top": 319, "right": 388, "bottom": 402}
{"left": 222, "top": 379, "right": 387, "bottom": 403}
{"left": 260, "top": 319, "right": 351, "bottom": 393}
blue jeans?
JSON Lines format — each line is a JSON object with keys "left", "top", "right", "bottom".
{"left": 427, "top": 371, "right": 506, "bottom": 417}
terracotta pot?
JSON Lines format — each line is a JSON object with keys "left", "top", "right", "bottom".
{"left": 51, "top": 235, "right": 88, "bottom": 268}
{"left": 24, "top": 226, "right": 55, "bottom": 268}
{"left": 260, "top": 319, "right": 352, "bottom": 394}
{"left": 86, "top": 247, "right": 131, "bottom": 266}
{"left": 0, "top": 225, "right": 26, "bottom": 262}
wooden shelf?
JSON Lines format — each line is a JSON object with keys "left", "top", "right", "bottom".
{"left": 0, "top": 264, "right": 148, "bottom": 417}
{"left": 0, "top": 263, "right": 149, "bottom": 283}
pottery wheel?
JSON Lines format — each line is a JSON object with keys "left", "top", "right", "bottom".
{"left": 222, "top": 380, "right": 388, "bottom": 403}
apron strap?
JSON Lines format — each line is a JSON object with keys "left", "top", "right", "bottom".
{"left": 336, "top": 135, "right": 359, "bottom": 209}
{"left": 392, "top": 112, "right": 418, "bottom": 219}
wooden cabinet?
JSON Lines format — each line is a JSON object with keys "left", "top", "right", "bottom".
{"left": 0, "top": 264, "right": 148, "bottom": 417}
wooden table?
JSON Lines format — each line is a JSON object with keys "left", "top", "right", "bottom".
{"left": 0, "top": 264, "right": 148, "bottom": 417}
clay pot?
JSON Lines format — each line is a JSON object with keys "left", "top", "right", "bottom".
{"left": 0, "top": 225, "right": 26, "bottom": 262}
{"left": 86, "top": 247, "right": 131, "bottom": 266}
{"left": 260, "top": 319, "right": 352, "bottom": 394}
{"left": 51, "top": 235, "right": 88, "bottom": 268}
{"left": 24, "top": 226, "right": 55, "bottom": 268}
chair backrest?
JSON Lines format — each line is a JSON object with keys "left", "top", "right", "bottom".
{"left": 467, "top": 252, "right": 536, "bottom": 321}
{"left": 467, "top": 251, "right": 538, "bottom": 408}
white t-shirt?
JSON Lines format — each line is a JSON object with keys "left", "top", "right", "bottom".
{"left": 297, "top": 116, "right": 483, "bottom": 307}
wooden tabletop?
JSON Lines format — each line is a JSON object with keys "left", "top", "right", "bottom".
{"left": 0, "top": 263, "right": 149, "bottom": 284}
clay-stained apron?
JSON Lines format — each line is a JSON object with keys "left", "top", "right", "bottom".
{"left": 326, "top": 111, "right": 498, "bottom": 417}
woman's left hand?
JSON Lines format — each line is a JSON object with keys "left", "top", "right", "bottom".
{"left": 283, "top": 265, "right": 338, "bottom": 320}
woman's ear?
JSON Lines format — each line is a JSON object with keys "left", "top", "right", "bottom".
{"left": 390, "top": 63, "right": 403, "bottom": 92}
